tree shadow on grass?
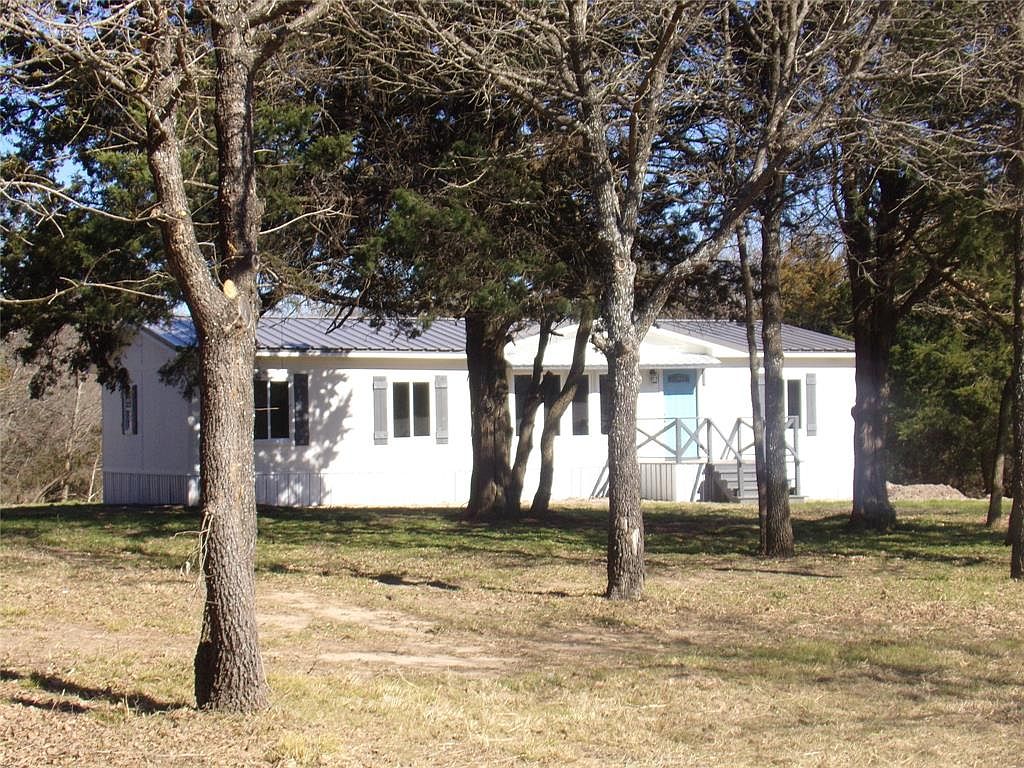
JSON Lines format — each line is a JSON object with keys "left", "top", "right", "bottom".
{"left": 791, "top": 514, "right": 1000, "bottom": 566}
{"left": 0, "top": 668, "right": 186, "bottom": 713}
{"left": 0, "top": 504, "right": 200, "bottom": 569}
{"left": 2, "top": 502, "right": 1006, "bottom": 571}
{"left": 1, "top": 504, "right": 197, "bottom": 537}
{"left": 652, "top": 635, "right": 1024, "bottom": 703}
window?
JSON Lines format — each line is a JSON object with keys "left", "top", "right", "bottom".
{"left": 393, "top": 381, "right": 430, "bottom": 437}
{"left": 787, "top": 379, "right": 802, "bottom": 428}
{"left": 599, "top": 374, "right": 612, "bottom": 435}
{"left": 513, "top": 374, "right": 533, "bottom": 434}
{"left": 121, "top": 384, "right": 138, "bottom": 435}
{"left": 572, "top": 376, "right": 589, "bottom": 435}
{"left": 543, "top": 373, "right": 561, "bottom": 435}
{"left": 254, "top": 378, "right": 290, "bottom": 440}
{"left": 374, "top": 376, "right": 447, "bottom": 445}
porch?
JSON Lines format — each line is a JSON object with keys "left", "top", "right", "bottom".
{"left": 590, "top": 417, "right": 801, "bottom": 503}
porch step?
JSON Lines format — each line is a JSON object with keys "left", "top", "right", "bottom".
{"left": 702, "top": 461, "right": 759, "bottom": 503}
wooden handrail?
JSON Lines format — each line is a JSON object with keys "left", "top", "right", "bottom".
{"left": 632, "top": 416, "right": 801, "bottom": 496}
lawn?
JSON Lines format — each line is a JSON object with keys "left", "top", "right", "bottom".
{"left": 1, "top": 500, "right": 1021, "bottom": 767}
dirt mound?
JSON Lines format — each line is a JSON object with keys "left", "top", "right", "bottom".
{"left": 886, "top": 482, "right": 968, "bottom": 501}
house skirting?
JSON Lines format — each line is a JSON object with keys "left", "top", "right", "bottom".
{"left": 104, "top": 472, "right": 200, "bottom": 506}
{"left": 638, "top": 462, "right": 705, "bottom": 502}
{"left": 105, "top": 463, "right": 710, "bottom": 507}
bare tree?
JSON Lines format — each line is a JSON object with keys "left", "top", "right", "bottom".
{"left": 1006, "top": 26, "right": 1024, "bottom": 580}
{"left": 736, "top": 224, "right": 769, "bottom": 551}
{"left": 356, "top": 0, "right": 893, "bottom": 597}
{"left": 0, "top": 335, "right": 102, "bottom": 505}
{"left": 2, "top": 0, "right": 330, "bottom": 711}
{"left": 757, "top": 171, "right": 796, "bottom": 557}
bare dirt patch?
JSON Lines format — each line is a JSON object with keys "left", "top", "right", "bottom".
{"left": 260, "top": 588, "right": 511, "bottom": 675}
{"left": 261, "top": 589, "right": 436, "bottom": 635}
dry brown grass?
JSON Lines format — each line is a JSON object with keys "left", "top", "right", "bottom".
{"left": 1, "top": 501, "right": 1021, "bottom": 767}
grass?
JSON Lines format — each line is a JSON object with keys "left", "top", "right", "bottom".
{"left": 1, "top": 499, "right": 1021, "bottom": 767}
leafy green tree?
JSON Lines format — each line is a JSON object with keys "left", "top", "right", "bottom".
{"left": 344, "top": 94, "right": 595, "bottom": 518}
{"left": 890, "top": 300, "right": 1011, "bottom": 494}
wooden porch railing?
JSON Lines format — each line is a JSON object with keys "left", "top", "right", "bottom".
{"left": 634, "top": 416, "right": 801, "bottom": 496}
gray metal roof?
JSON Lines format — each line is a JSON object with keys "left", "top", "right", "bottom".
{"left": 655, "top": 319, "right": 854, "bottom": 353}
{"left": 148, "top": 315, "right": 852, "bottom": 355}
{"left": 148, "top": 315, "right": 466, "bottom": 353}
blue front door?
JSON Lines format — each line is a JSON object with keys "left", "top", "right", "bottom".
{"left": 664, "top": 369, "right": 698, "bottom": 457}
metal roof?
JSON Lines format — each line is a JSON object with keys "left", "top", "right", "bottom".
{"left": 655, "top": 319, "right": 855, "bottom": 353}
{"left": 148, "top": 315, "right": 466, "bottom": 354}
{"left": 147, "top": 315, "right": 853, "bottom": 355}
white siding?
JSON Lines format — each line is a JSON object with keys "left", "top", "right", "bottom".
{"left": 700, "top": 358, "right": 855, "bottom": 500}
{"left": 251, "top": 356, "right": 473, "bottom": 506}
{"left": 103, "top": 326, "right": 856, "bottom": 507}
{"left": 101, "top": 330, "right": 199, "bottom": 504}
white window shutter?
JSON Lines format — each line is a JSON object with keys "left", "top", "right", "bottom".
{"left": 293, "top": 373, "right": 310, "bottom": 446}
{"left": 805, "top": 373, "right": 817, "bottom": 436}
{"left": 373, "top": 376, "right": 388, "bottom": 444}
{"left": 435, "top": 376, "right": 448, "bottom": 444}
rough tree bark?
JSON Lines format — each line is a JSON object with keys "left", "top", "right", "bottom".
{"left": 604, "top": 330, "right": 645, "bottom": 600}
{"left": 530, "top": 312, "right": 593, "bottom": 517}
{"left": 737, "top": 224, "right": 768, "bottom": 552}
{"left": 757, "top": 173, "right": 795, "bottom": 557}
{"left": 848, "top": 297, "right": 898, "bottom": 531}
{"left": 1009, "top": 224, "right": 1023, "bottom": 576}
{"left": 145, "top": 1, "right": 325, "bottom": 709}
{"left": 465, "top": 312, "right": 514, "bottom": 519}
{"left": 839, "top": 168, "right": 905, "bottom": 531}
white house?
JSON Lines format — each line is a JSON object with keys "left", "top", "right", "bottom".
{"left": 102, "top": 315, "right": 856, "bottom": 507}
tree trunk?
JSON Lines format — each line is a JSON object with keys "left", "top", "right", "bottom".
{"left": 193, "top": 15, "right": 269, "bottom": 711}
{"left": 737, "top": 224, "right": 768, "bottom": 551}
{"left": 87, "top": 449, "right": 101, "bottom": 503}
{"left": 192, "top": 326, "right": 268, "bottom": 710}
{"left": 1007, "top": 52, "right": 1024, "bottom": 579}
{"left": 1010, "top": 235, "right": 1023, "bottom": 575}
{"left": 841, "top": 169, "right": 901, "bottom": 532}
{"left": 530, "top": 313, "right": 593, "bottom": 517}
{"left": 758, "top": 175, "right": 794, "bottom": 558}
{"left": 144, "top": 6, "right": 270, "bottom": 710}
{"left": 505, "top": 323, "right": 551, "bottom": 517}
{"left": 605, "top": 338, "right": 644, "bottom": 599}
{"left": 60, "top": 372, "right": 84, "bottom": 502}
{"left": 465, "top": 312, "right": 513, "bottom": 519}
{"left": 988, "top": 374, "right": 1013, "bottom": 526}
{"left": 602, "top": 235, "right": 646, "bottom": 601}
{"left": 849, "top": 320, "right": 897, "bottom": 530}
